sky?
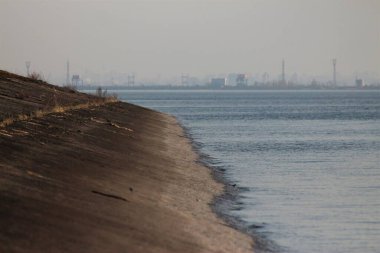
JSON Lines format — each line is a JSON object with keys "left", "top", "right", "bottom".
{"left": 0, "top": 0, "right": 379, "bottom": 84}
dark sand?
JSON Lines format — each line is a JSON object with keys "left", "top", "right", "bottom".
{"left": 0, "top": 71, "right": 253, "bottom": 252}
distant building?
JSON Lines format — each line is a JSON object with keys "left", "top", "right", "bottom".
{"left": 236, "top": 74, "right": 248, "bottom": 87}
{"left": 210, "top": 78, "right": 226, "bottom": 88}
{"left": 72, "top": 75, "right": 82, "bottom": 87}
{"left": 227, "top": 73, "right": 237, "bottom": 86}
{"left": 310, "top": 79, "right": 319, "bottom": 87}
{"left": 355, "top": 78, "right": 365, "bottom": 88}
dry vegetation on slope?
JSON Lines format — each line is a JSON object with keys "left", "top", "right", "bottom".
{"left": 0, "top": 70, "right": 116, "bottom": 127}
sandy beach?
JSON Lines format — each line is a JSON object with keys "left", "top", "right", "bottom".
{"left": 0, "top": 71, "right": 253, "bottom": 252}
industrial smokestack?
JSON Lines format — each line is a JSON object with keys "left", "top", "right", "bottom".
{"left": 281, "top": 59, "right": 286, "bottom": 85}
{"left": 332, "top": 58, "right": 337, "bottom": 86}
{"left": 66, "top": 60, "right": 70, "bottom": 85}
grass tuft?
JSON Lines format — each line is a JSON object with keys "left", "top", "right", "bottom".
{"left": 0, "top": 99, "right": 118, "bottom": 128}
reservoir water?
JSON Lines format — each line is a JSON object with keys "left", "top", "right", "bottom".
{"left": 117, "top": 90, "right": 380, "bottom": 253}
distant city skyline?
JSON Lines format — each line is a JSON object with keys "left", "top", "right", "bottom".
{"left": 1, "top": 0, "right": 379, "bottom": 84}
{"left": 2, "top": 58, "right": 380, "bottom": 87}
{"left": 69, "top": 66, "right": 379, "bottom": 87}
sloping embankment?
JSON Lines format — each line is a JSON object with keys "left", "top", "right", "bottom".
{"left": 0, "top": 71, "right": 253, "bottom": 253}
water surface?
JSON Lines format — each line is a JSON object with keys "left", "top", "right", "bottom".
{"left": 116, "top": 90, "right": 380, "bottom": 253}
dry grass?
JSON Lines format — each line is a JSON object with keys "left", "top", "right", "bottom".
{"left": 34, "top": 110, "right": 44, "bottom": 118}
{"left": 0, "top": 98, "right": 118, "bottom": 128}
{"left": 0, "top": 69, "right": 121, "bottom": 129}
{"left": 0, "top": 70, "right": 119, "bottom": 129}
{"left": 28, "top": 72, "right": 45, "bottom": 82}
{"left": 64, "top": 85, "right": 78, "bottom": 92}
{"left": 0, "top": 118, "right": 14, "bottom": 128}
{"left": 17, "top": 114, "right": 29, "bottom": 121}
{"left": 51, "top": 106, "right": 65, "bottom": 113}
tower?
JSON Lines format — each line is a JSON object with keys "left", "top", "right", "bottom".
{"left": 25, "top": 61, "right": 31, "bottom": 76}
{"left": 281, "top": 59, "right": 286, "bottom": 85}
{"left": 332, "top": 58, "right": 337, "bottom": 86}
{"left": 66, "top": 60, "right": 70, "bottom": 85}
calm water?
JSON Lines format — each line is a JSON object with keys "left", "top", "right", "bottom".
{"left": 117, "top": 90, "right": 380, "bottom": 253}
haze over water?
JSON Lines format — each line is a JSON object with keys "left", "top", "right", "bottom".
{"left": 119, "top": 90, "right": 380, "bottom": 253}
{"left": 1, "top": 1, "right": 380, "bottom": 84}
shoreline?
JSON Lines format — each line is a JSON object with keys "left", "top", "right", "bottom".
{"left": 157, "top": 112, "right": 255, "bottom": 252}
{"left": 0, "top": 71, "right": 254, "bottom": 252}
{"left": 179, "top": 124, "right": 280, "bottom": 253}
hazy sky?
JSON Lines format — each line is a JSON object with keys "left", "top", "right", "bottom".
{"left": 1, "top": 0, "right": 379, "bottom": 83}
